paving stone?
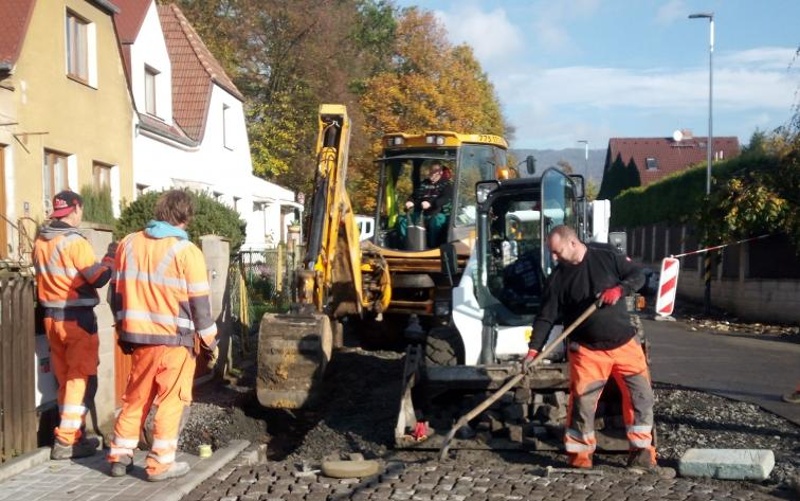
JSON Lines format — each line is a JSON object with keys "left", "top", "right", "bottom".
{"left": 679, "top": 448, "right": 775, "bottom": 481}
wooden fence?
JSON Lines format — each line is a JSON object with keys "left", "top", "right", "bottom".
{"left": 0, "top": 269, "right": 37, "bottom": 464}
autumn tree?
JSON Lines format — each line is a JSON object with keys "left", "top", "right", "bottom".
{"left": 172, "top": 2, "right": 509, "bottom": 215}
{"left": 352, "top": 7, "right": 510, "bottom": 212}
{"left": 172, "top": 0, "right": 393, "bottom": 197}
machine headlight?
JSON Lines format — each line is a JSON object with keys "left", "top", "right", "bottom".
{"left": 425, "top": 135, "right": 445, "bottom": 145}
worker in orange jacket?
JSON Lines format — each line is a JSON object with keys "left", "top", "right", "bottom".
{"left": 32, "top": 190, "right": 114, "bottom": 460}
{"left": 106, "top": 190, "right": 218, "bottom": 482}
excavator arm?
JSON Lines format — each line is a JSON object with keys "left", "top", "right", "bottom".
{"left": 299, "top": 105, "right": 364, "bottom": 316}
{"left": 257, "top": 105, "right": 390, "bottom": 409}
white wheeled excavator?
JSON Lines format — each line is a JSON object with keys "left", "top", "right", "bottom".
{"left": 394, "top": 172, "right": 648, "bottom": 452}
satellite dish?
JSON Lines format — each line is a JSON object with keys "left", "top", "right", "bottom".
{"left": 672, "top": 129, "right": 683, "bottom": 142}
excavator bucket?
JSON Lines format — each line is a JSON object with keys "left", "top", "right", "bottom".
{"left": 256, "top": 312, "right": 333, "bottom": 409}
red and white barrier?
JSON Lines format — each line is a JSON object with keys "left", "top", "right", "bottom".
{"left": 655, "top": 257, "right": 680, "bottom": 317}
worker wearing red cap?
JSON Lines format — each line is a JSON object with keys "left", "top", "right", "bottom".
{"left": 32, "top": 190, "right": 115, "bottom": 460}
{"left": 106, "top": 189, "right": 218, "bottom": 482}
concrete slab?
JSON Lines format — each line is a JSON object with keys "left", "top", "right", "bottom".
{"left": 678, "top": 448, "right": 775, "bottom": 481}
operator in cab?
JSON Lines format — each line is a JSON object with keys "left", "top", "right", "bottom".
{"left": 404, "top": 162, "right": 453, "bottom": 249}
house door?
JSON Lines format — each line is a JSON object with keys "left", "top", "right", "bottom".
{"left": 0, "top": 145, "right": 6, "bottom": 259}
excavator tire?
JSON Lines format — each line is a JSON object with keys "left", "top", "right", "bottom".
{"left": 424, "top": 326, "right": 464, "bottom": 366}
{"left": 256, "top": 312, "right": 333, "bottom": 409}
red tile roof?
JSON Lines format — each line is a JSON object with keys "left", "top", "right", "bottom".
{"left": 158, "top": 3, "right": 243, "bottom": 142}
{"left": 0, "top": 0, "right": 35, "bottom": 67}
{"left": 113, "top": 0, "right": 151, "bottom": 44}
{"left": 606, "top": 133, "right": 740, "bottom": 187}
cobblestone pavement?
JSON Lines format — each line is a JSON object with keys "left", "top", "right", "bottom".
{"left": 184, "top": 447, "right": 793, "bottom": 501}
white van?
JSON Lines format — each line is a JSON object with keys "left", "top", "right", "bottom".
{"left": 355, "top": 215, "right": 375, "bottom": 242}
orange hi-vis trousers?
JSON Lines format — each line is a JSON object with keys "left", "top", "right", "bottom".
{"left": 44, "top": 315, "right": 99, "bottom": 446}
{"left": 107, "top": 345, "right": 195, "bottom": 476}
{"left": 564, "top": 337, "right": 656, "bottom": 466}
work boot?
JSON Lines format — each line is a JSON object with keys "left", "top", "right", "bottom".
{"left": 782, "top": 391, "right": 800, "bottom": 404}
{"left": 567, "top": 452, "right": 593, "bottom": 469}
{"left": 627, "top": 448, "right": 656, "bottom": 470}
{"left": 50, "top": 437, "right": 98, "bottom": 460}
{"left": 147, "top": 461, "right": 190, "bottom": 482}
{"left": 626, "top": 448, "right": 676, "bottom": 478}
{"left": 110, "top": 456, "right": 134, "bottom": 477}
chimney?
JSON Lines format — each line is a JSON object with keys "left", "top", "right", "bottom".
{"left": 680, "top": 129, "right": 694, "bottom": 139}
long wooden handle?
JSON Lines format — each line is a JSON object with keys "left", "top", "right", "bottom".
{"left": 438, "top": 303, "right": 598, "bottom": 461}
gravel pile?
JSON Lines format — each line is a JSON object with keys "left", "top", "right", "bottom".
{"left": 179, "top": 312, "right": 800, "bottom": 499}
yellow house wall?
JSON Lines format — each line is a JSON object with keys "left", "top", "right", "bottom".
{"left": 6, "top": 0, "right": 134, "bottom": 435}
{"left": 11, "top": 0, "right": 133, "bottom": 224}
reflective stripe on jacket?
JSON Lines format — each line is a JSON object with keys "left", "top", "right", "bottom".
{"left": 113, "top": 230, "right": 217, "bottom": 348}
{"left": 33, "top": 223, "right": 111, "bottom": 309}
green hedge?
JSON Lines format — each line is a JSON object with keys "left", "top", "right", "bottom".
{"left": 114, "top": 190, "right": 247, "bottom": 253}
{"left": 80, "top": 184, "right": 115, "bottom": 225}
{"left": 611, "top": 151, "right": 781, "bottom": 229}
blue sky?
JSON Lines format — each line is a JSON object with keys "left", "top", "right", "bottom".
{"left": 393, "top": 0, "right": 800, "bottom": 150}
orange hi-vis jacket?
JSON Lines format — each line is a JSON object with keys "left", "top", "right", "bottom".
{"left": 33, "top": 222, "right": 112, "bottom": 313}
{"left": 111, "top": 223, "right": 217, "bottom": 350}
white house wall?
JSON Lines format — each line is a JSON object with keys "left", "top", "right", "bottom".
{"left": 129, "top": 7, "right": 295, "bottom": 251}
{"left": 128, "top": 3, "right": 173, "bottom": 126}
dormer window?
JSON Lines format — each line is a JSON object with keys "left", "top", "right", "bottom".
{"left": 645, "top": 157, "right": 658, "bottom": 170}
{"left": 144, "top": 66, "right": 159, "bottom": 116}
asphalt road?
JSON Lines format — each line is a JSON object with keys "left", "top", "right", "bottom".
{"left": 644, "top": 316, "right": 800, "bottom": 426}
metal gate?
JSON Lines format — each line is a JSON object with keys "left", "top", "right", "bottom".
{"left": 0, "top": 269, "right": 37, "bottom": 463}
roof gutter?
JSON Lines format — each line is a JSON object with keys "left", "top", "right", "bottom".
{"left": 90, "top": 0, "right": 120, "bottom": 14}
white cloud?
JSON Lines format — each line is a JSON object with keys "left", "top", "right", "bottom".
{"left": 719, "top": 47, "right": 800, "bottom": 71}
{"left": 656, "top": 0, "right": 689, "bottom": 25}
{"left": 494, "top": 47, "right": 797, "bottom": 148}
{"left": 435, "top": 6, "right": 525, "bottom": 63}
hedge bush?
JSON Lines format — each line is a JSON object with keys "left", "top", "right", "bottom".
{"left": 114, "top": 189, "right": 246, "bottom": 253}
{"left": 80, "top": 184, "right": 115, "bottom": 225}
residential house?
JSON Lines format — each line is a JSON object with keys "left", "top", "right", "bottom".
{"left": 598, "top": 130, "right": 740, "bottom": 200}
{"left": 114, "top": 1, "right": 299, "bottom": 252}
{"left": 0, "top": 0, "right": 133, "bottom": 263}
{"left": 0, "top": 0, "right": 134, "bottom": 438}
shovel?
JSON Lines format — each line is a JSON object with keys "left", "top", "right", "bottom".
{"left": 438, "top": 302, "right": 598, "bottom": 461}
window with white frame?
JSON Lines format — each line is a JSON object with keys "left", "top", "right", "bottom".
{"left": 66, "top": 10, "right": 89, "bottom": 82}
{"left": 144, "top": 66, "right": 159, "bottom": 116}
{"left": 43, "top": 150, "right": 70, "bottom": 204}
{"left": 93, "top": 161, "right": 112, "bottom": 191}
{"left": 222, "top": 103, "right": 232, "bottom": 149}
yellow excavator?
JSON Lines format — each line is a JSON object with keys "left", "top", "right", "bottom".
{"left": 256, "top": 104, "right": 514, "bottom": 409}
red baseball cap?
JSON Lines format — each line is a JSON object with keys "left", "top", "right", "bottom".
{"left": 51, "top": 190, "right": 83, "bottom": 219}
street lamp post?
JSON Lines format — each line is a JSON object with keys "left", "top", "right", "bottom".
{"left": 689, "top": 11, "right": 714, "bottom": 314}
{"left": 688, "top": 12, "right": 714, "bottom": 196}
{"left": 577, "top": 140, "right": 589, "bottom": 179}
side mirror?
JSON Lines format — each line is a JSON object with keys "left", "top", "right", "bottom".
{"left": 525, "top": 156, "right": 536, "bottom": 175}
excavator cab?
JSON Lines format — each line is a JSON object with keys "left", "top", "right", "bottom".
{"left": 374, "top": 133, "right": 509, "bottom": 254}
{"left": 396, "top": 168, "right": 637, "bottom": 452}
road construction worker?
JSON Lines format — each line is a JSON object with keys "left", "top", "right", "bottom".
{"left": 106, "top": 189, "right": 218, "bottom": 482}
{"left": 32, "top": 190, "right": 114, "bottom": 460}
{"left": 523, "top": 225, "right": 655, "bottom": 472}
